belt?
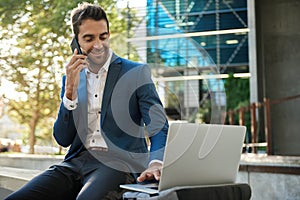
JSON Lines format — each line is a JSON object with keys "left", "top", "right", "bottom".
{"left": 88, "top": 147, "right": 108, "bottom": 152}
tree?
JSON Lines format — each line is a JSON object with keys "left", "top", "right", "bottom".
{"left": 224, "top": 74, "right": 250, "bottom": 111}
{"left": 224, "top": 73, "right": 250, "bottom": 128}
{"left": 0, "top": 0, "right": 136, "bottom": 153}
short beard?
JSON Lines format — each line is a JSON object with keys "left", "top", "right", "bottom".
{"left": 87, "top": 50, "right": 109, "bottom": 73}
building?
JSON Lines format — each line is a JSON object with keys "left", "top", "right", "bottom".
{"left": 127, "top": 0, "right": 300, "bottom": 155}
{"left": 128, "top": 0, "right": 248, "bottom": 123}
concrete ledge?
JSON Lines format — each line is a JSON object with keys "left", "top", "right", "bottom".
{"left": 0, "top": 166, "right": 41, "bottom": 191}
{"left": 0, "top": 153, "right": 299, "bottom": 200}
{"left": 0, "top": 153, "right": 61, "bottom": 194}
{"left": 240, "top": 154, "right": 300, "bottom": 167}
{"left": 0, "top": 187, "right": 13, "bottom": 200}
{"left": 239, "top": 154, "right": 300, "bottom": 175}
{"left": 0, "top": 153, "right": 63, "bottom": 170}
{"left": 0, "top": 154, "right": 62, "bottom": 193}
{"left": 237, "top": 154, "right": 300, "bottom": 200}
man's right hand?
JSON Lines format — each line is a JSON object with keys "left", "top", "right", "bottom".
{"left": 65, "top": 49, "right": 88, "bottom": 100}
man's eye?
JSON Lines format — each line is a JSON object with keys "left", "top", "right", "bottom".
{"left": 100, "top": 37, "right": 107, "bottom": 41}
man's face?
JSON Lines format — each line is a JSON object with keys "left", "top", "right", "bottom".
{"left": 77, "top": 19, "right": 110, "bottom": 70}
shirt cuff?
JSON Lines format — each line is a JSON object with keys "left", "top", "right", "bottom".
{"left": 148, "top": 159, "right": 163, "bottom": 167}
{"left": 63, "top": 94, "right": 78, "bottom": 110}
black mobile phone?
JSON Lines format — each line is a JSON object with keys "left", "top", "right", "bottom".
{"left": 70, "top": 38, "right": 82, "bottom": 54}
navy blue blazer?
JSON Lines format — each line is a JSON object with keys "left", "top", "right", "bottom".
{"left": 53, "top": 54, "right": 168, "bottom": 172}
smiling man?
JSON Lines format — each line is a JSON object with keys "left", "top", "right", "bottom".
{"left": 77, "top": 19, "right": 110, "bottom": 73}
{"left": 5, "top": 2, "right": 168, "bottom": 200}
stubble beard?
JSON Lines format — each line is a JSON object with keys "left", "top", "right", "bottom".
{"left": 87, "top": 47, "right": 110, "bottom": 73}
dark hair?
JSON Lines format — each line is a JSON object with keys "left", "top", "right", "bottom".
{"left": 71, "top": 2, "right": 109, "bottom": 38}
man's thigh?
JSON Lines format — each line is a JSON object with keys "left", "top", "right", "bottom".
{"left": 4, "top": 165, "right": 82, "bottom": 200}
{"left": 77, "top": 163, "right": 134, "bottom": 200}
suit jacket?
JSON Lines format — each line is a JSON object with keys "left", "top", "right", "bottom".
{"left": 53, "top": 54, "right": 168, "bottom": 173}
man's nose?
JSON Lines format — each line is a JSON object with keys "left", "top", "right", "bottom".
{"left": 93, "top": 39, "right": 103, "bottom": 49}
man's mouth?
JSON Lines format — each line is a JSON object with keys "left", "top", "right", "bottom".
{"left": 89, "top": 49, "right": 105, "bottom": 56}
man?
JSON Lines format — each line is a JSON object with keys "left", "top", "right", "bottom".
{"left": 5, "top": 2, "right": 168, "bottom": 200}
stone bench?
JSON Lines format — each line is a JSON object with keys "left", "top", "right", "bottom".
{"left": 0, "top": 153, "right": 62, "bottom": 199}
{"left": 1, "top": 153, "right": 300, "bottom": 200}
{"left": 0, "top": 166, "right": 41, "bottom": 192}
{"left": 0, "top": 153, "right": 63, "bottom": 171}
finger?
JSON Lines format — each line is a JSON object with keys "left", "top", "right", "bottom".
{"left": 153, "top": 169, "right": 161, "bottom": 181}
{"left": 137, "top": 171, "right": 148, "bottom": 182}
{"left": 69, "top": 56, "right": 87, "bottom": 67}
{"left": 68, "top": 59, "right": 88, "bottom": 72}
{"left": 73, "top": 48, "right": 87, "bottom": 59}
{"left": 68, "top": 50, "right": 87, "bottom": 66}
{"left": 137, "top": 171, "right": 154, "bottom": 182}
{"left": 73, "top": 48, "right": 78, "bottom": 55}
{"left": 75, "top": 59, "right": 88, "bottom": 71}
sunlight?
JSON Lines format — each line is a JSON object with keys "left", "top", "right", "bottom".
{"left": 0, "top": 79, "right": 27, "bottom": 101}
{"left": 116, "top": 0, "right": 146, "bottom": 8}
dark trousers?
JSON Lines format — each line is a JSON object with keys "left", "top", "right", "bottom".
{"left": 5, "top": 150, "right": 134, "bottom": 200}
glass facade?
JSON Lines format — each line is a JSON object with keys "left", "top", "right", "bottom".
{"left": 128, "top": 0, "right": 248, "bottom": 122}
{"left": 145, "top": 0, "right": 248, "bottom": 69}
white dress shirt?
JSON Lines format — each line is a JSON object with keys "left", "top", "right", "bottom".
{"left": 63, "top": 49, "right": 113, "bottom": 150}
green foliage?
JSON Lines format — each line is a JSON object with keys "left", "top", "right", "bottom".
{"left": 192, "top": 74, "right": 250, "bottom": 124}
{"left": 0, "top": 0, "right": 138, "bottom": 153}
{"left": 224, "top": 73, "right": 250, "bottom": 128}
{"left": 224, "top": 73, "right": 250, "bottom": 110}
{"left": 196, "top": 97, "right": 211, "bottom": 124}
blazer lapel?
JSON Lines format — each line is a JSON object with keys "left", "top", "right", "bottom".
{"left": 73, "top": 70, "right": 88, "bottom": 143}
{"left": 78, "top": 69, "right": 88, "bottom": 113}
{"left": 101, "top": 55, "right": 122, "bottom": 124}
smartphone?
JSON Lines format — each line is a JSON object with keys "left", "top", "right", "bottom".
{"left": 70, "top": 37, "right": 82, "bottom": 54}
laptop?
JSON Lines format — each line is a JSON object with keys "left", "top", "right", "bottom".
{"left": 120, "top": 123, "right": 246, "bottom": 194}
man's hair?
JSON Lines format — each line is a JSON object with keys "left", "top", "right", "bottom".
{"left": 71, "top": 2, "right": 109, "bottom": 38}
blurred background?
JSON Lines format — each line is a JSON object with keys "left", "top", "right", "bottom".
{"left": 0, "top": 0, "right": 299, "bottom": 157}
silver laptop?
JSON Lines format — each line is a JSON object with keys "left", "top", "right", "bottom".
{"left": 120, "top": 123, "right": 246, "bottom": 194}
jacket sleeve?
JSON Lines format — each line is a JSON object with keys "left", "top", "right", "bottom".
{"left": 136, "top": 65, "right": 169, "bottom": 162}
{"left": 53, "top": 76, "right": 77, "bottom": 147}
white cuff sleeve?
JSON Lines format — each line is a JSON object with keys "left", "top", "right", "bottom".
{"left": 63, "top": 94, "right": 78, "bottom": 110}
{"left": 148, "top": 159, "right": 163, "bottom": 167}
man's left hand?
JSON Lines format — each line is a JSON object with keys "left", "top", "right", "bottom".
{"left": 137, "top": 162, "right": 162, "bottom": 182}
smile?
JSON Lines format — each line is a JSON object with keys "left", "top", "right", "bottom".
{"left": 89, "top": 50, "right": 105, "bottom": 56}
